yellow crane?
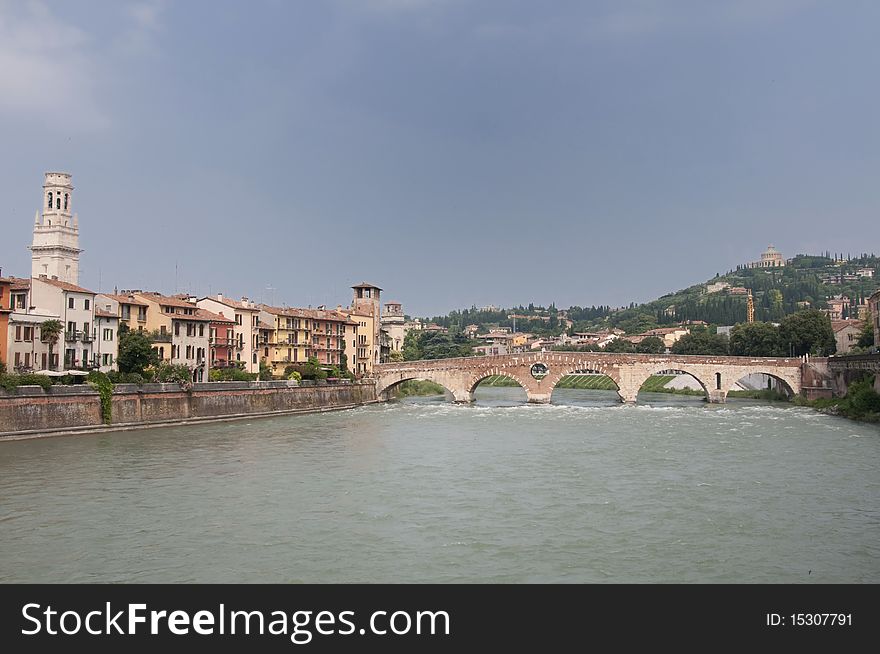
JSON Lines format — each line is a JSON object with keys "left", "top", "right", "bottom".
{"left": 747, "top": 289, "right": 755, "bottom": 323}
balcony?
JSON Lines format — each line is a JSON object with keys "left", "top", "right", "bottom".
{"left": 81, "top": 333, "right": 93, "bottom": 343}
{"left": 209, "top": 337, "right": 236, "bottom": 346}
{"left": 65, "top": 331, "right": 81, "bottom": 342}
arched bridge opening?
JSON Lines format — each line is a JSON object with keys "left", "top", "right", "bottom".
{"left": 469, "top": 373, "right": 529, "bottom": 405}
{"left": 636, "top": 368, "right": 711, "bottom": 404}
{"left": 547, "top": 368, "right": 622, "bottom": 406}
{"left": 726, "top": 372, "right": 796, "bottom": 401}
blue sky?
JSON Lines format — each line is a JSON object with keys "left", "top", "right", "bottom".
{"left": 1, "top": 0, "right": 877, "bottom": 315}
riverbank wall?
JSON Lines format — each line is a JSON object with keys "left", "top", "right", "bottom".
{"left": 0, "top": 380, "right": 378, "bottom": 440}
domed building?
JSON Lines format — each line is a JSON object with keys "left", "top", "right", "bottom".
{"left": 748, "top": 245, "right": 786, "bottom": 269}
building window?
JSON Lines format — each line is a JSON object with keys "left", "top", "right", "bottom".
{"left": 64, "top": 193, "right": 69, "bottom": 210}
{"left": 121, "top": 305, "right": 131, "bottom": 320}
{"left": 68, "top": 297, "right": 75, "bottom": 309}
{"left": 174, "top": 322, "right": 180, "bottom": 336}
{"left": 103, "top": 328, "right": 113, "bottom": 341}
{"left": 15, "top": 325, "right": 21, "bottom": 341}
{"left": 84, "top": 299, "right": 90, "bottom": 310}
{"left": 23, "top": 326, "right": 33, "bottom": 342}
{"left": 199, "top": 324, "right": 204, "bottom": 337}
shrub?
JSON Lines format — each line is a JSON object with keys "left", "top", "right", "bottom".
{"left": 209, "top": 367, "right": 257, "bottom": 382}
{"left": 0, "top": 373, "right": 53, "bottom": 391}
{"left": 108, "top": 371, "right": 145, "bottom": 384}
{"left": 87, "top": 370, "right": 114, "bottom": 425}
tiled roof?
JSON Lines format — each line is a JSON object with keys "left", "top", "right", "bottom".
{"left": 351, "top": 281, "right": 383, "bottom": 290}
{"left": 134, "top": 292, "right": 196, "bottom": 309}
{"left": 831, "top": 319, "right": 862, "bottom": 333}
{"left": 7, "top": 277, "right": 31, "bottom": 291}
{"left": 34, "top": 277, "right": 96, "bottom": 294}
{"left": 101, "top": 293, "right": 149, "bottom": 306}
{"left": 200, "top": 295, "right": 260, "bottom": 311}
{"left": 95, "top": 309, "right": 118, "bottom": 318}
{"left": 195, "top": 308, "right": 234, "bottom": 323}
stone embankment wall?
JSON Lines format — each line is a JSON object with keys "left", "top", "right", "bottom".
{"left": 0, "top": 380, "right": 377, "bottom": 439}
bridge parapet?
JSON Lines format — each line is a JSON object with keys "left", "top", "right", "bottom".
{"left": 375, "top": 352, "right": 808, "bottom": 405}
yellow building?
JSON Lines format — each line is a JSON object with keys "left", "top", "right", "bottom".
{"left": 344, "top": 311, "right": 375, "bottom": 376}
{"left": 259, "top": 306, "right": 312, "bottom": 375}
{"left": 99, "top": 293, "right": 149, "bottom": 332}
{"left": 340, "top": 282, "right": 382, "bottom": 376}
{"left": 258, "top": 305, "right": 356, "bottom": 376}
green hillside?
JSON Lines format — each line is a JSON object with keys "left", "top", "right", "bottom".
{"left": 421, "top": 252, "right": 879, "bottom": 336}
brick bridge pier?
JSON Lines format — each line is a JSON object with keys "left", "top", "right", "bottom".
{"left": 374, "top": 352, "right": 821, "bottom": 404}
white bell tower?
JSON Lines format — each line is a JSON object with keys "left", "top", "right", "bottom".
{"left": 29, "top": 172, "right": 82, "bottom": 284}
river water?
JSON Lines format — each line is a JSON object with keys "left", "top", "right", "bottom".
{"left": 1, "top": 388, "right": 878, "bottom": 583}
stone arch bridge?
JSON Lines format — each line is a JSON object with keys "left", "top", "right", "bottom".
{"left": 374, "top": 352, "right": 816, "bottom": 404}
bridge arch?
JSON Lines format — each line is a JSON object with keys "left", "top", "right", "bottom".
{"left": 377, "top": 373, "right": 467, "bottom": 403}
{"left": 467, "top": 371, "right": 528, "bottom": 394}
{"left": 725, "top": 371, "right": 796, "bottom": 398}
{"left": 626, "top": 366, "right": 713, "bottom": 404}
{"left": 545, "top": 366, "right": 621, "bottom": 403}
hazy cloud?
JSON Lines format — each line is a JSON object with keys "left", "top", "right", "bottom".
{"left": 0, "top": 0, "right": 108, "bottom": 130}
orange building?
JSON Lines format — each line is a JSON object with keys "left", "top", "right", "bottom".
{"left": 0, "top": 277, "right": 12, "bottom": 368}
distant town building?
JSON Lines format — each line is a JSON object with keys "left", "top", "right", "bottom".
{"left": 380, "top": 301, "right": 406, "bottom": 357}
{"left": 831, "top": 320, "right": 863, "bottom": 355}
{"left": 705, "top": 281, "right": 730, "bottom": 294}
{"left": 868, "top": 290, "right": 880, "bottom": 349}
{"left": 747, "top": 245, "right": 786, "bottom": 269}
{"left": 474, "top": 343, "right": 508, "bottom": 356}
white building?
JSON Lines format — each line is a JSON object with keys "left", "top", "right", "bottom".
{"left": 29, "top": 172, "right": 82, "bottom": 285}
{"left": 30, "top": 276, "right": 100, "bottom": 369}
{"left": 94, "top": 304, "right": 119, "bottom": 372}
{"left": 380, "top": 301, "right": 407, "bottom": 357}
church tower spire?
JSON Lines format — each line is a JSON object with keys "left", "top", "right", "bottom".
{"left": 29, "top": 172, "right": 82, "bottom": 284}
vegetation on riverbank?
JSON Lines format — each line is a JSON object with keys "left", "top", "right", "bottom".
{"left": 395, "top": 379, "right": 448, "bottom": 396}
{"left": 795, "top": 377, "right": 880, "bottom": 423}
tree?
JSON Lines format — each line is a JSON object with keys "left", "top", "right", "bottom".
{"left": 856, "top": 320, "right": 875, "bottom": 349}
{"left": 404, "top": 331, "right": 474, "bottom": 360}
{"left": 39, "top": 319, "right": 63, "bottom": 371}
{"left": 778, "top": 309, "right": 836, "bottom": 356}
{"left": 118, "top": 329, "right": 158, "bottom": 374}
{"left": 729, "top": 322, "right": 785, "bottom": 357}
{"left": 603, "top": 338, "right": 635, "bottom": 353}
{"left": 670, "top": 332, "right": 729, "bottom": 355}
{"left": 387, "top": 350, "right": 405, "bottom": 361}
{"left": 635, "top": 336, "right": 665, "bottom": 354}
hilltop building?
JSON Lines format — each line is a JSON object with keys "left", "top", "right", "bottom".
{"left": 746, "top": 245, "right": 786, "bottom": 269}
